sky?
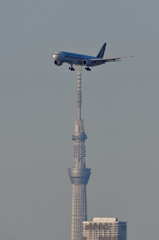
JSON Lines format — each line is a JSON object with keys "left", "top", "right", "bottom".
{"left": 0, "top": 1, "right": 159, "bottom": 240}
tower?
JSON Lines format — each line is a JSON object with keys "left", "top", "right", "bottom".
{"left": 68, "top": 71, "right": 91, "bottom": 240}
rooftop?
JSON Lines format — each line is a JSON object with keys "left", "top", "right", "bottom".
{"left": 92, "top": 218, "right": 118, "bottom": 222}
{"left": 83, "top": 218, "right": 118, "bottom": 224}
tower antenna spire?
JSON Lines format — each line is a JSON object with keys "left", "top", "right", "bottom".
{"left": 77, "top": 70, "right": 82, "bottom": 120}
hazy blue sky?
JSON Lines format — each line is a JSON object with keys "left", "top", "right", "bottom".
{"left": 1, "top": 1, "right": 159, "bottom": 240}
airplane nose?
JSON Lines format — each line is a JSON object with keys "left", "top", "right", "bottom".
{"left": 53, "top": 54, "right": 60, "bottom": 60}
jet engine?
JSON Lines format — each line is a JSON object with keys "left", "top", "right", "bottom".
{"left": 54, "top": 60, "right": 63, "bottom": 66}
{"left": 82, "top": 59, "right": 91, "bottom": 66}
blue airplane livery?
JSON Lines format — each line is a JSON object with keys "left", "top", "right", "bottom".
{"left": 45, "top": 43, "right": 132, "bottom": 71}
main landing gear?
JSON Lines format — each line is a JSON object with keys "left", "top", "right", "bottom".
{"left": 69, "top": 65, "right": 75, "bottom": 71}
{"left": 85, "top": 67, "right": 91, "bottom": 71}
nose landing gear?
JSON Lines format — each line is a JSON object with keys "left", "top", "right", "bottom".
{"left": 85, "top": 67, "right": 91, "bottom": 71}
{"left": 69, "top": 65, "right": 75, "bottom": 71}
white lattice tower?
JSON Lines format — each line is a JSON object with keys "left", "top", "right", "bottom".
{"left": 68, "top": 70, "right": 91, "bottom": 240}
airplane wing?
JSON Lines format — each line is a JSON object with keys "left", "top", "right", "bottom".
{"left": 90, "top": 56, "right": 133, "bottom": 63}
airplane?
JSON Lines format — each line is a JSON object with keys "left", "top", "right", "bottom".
{"left": 45, "top": 43, "right": 132, "bottom": 71}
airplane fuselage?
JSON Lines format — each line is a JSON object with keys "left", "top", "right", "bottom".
{"left": 53, "top": 51, "right": 103, "bottom": 67}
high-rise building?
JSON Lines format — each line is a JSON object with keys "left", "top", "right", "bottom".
{"left": 68, "top": 71, "right": 91, "bottom": 240}
{"left": 83, "top": 218, "right": 127, "bottom": 240}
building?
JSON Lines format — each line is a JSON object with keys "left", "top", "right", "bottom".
{"left": 83, "top": 218, "right": 127, "bottom": 240}
{"left": 68, "top": 71, "right": 91, "bottom": 240}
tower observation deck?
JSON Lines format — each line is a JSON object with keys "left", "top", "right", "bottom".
{"left": 68, "top": 71, "right": 91, "bottom": 240}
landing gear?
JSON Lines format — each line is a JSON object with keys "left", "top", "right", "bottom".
{"left": 85, "top": 67, "right": 91, "bottom": 71}
{"left": 69, "top": 65, "right": 75, "bottom": 71}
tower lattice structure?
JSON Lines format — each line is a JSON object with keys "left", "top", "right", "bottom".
{"left": 68, "top": 71, "right": 91, "bottom": 240}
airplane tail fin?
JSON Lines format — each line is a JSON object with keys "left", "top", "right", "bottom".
{"left": 96, "top": 43, "right": 107, "bottom": 58}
